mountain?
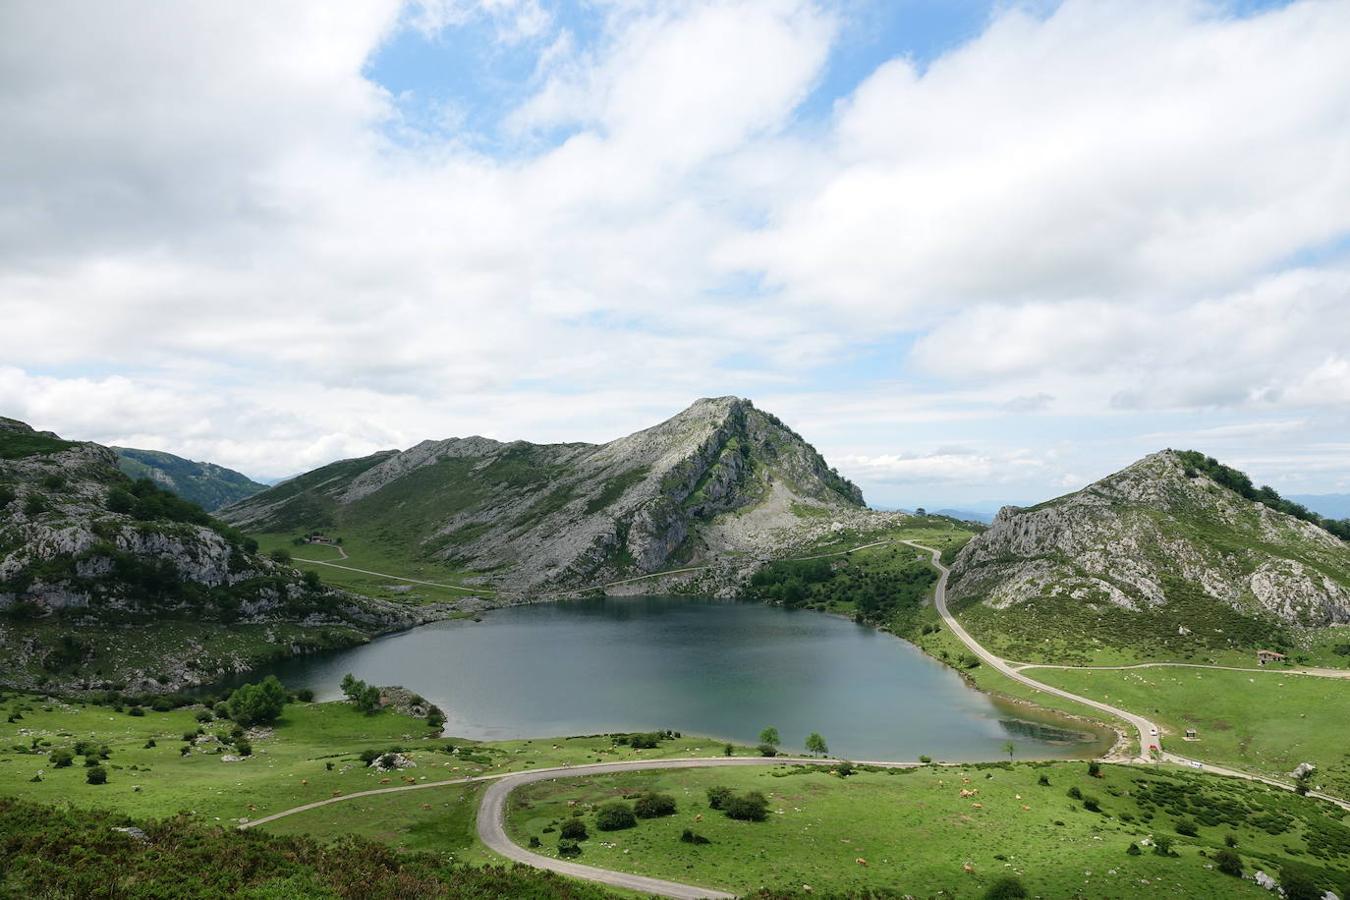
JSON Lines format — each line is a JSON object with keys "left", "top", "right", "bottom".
{"left": 221, "top": 397, "right": 869, "bottom": 592}
{"left": 946, "top": 449, "right": 1350, "bottom": 661}
{"left": 932, "top": 508, "right": 996, "bottom": 524}
{"left": 113, "top": 446, "right": 267, "bottom": 511}
{"left": 1290, "top": 493, "right": 1350, "bottom": 521}
{"left": 0, "top": 417, "right": 443, "bottom": 693}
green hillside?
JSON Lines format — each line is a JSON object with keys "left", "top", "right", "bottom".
{"left": 114, "top": 446, "right": 267, "bottom": 512}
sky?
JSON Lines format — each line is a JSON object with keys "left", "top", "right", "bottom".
{"left": 2, "top": 0, "right": 1349, "bottom": 509}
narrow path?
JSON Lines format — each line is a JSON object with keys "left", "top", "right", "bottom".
{"left": 1015, "top": 660, "right": 1350, "bottom": 679}
{"left": 289, "top": 557, "right": 492, "bottom": 596}
{"left": 900, "top": 540, "right": 1160, "bottom": 763}
{"left": 901, "top": 540, "right": 1350, "bottom": 811}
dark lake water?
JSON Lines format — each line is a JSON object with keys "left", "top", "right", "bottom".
{"left": 245, "top": 596, "right": 1113, "bottom": 761}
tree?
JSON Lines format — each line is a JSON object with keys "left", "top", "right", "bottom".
{"left": 595, "top": 802, "right": 636, "bottom": 831}
{"left": 1002, "top": 740, "right": 1015, "bottom": 761}
{"left": 758, "top": 726, "right": 780, "bottom": 747}
{"left": 805, "top": 732, "right": 828, "bottom": 756}
{"left": 269, "top": 548, "right": 291, "bottom": 564}
{"left": 227, "top": 675, "right": 288, "bottom": 726}
{"left": 340, "top": 673, "right": 382, "bottom": 714}
{"left": 983, "top": 877, "right": 1027, "bottom": 899}
{"left": 756, "top": 743, "right": 778, "bottom": 757}
{"left": 86, "top": 765, "right": 107, "bottom": 785}
{"left": 49, "top": 749, "right": 73, "bottom": 768}
{"left": 560, "top": 819, "right": 588, "bottom": 840}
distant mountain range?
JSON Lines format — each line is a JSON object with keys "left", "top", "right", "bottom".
{"left": 114, "top": 446, "right": 267, "bottom": 511}
{"left": 220, "top": 397, "right": 878, "bottom": 593}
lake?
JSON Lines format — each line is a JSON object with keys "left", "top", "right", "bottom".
{"left": 245, "top": 596, "right": 1113, "bottom": 761}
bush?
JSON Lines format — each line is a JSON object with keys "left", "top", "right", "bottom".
{"left": 756, "top": 743, "right": 778, "bottom": 757}
{"left": 295, "top": 688, "right": 315, "bottom": 703}
{"left": 723, "top": 792, "right": 770, "bottom": 822}
{"left": 706, "top": 786, "right": 733, "bottom": 810}
{"left": 626, "top": 732, "right": 661, "bottom": 750}
{"left": 269, "top": 548, "right": 292, "bottom": 564}
{"left": 144, "top": 739, "right": 156, "bottom": 749}
{"left": 1037, "top": 773, "right": 1050, "bottom": 786}
{"left": 1087, "top": 761, "right": 1102, "bottom": 777}
{"left": 1126, "top": 842, "right": 1142, "bottom": 856}
{"left": 1214, "top": 848, "right": 1242, "bottom": 877}
{"left": 557, "top": 838, "right": 581, "bottom": 857}
{"left": 227, "top": 675, "right": 288, "bottom": 726}
{"left": 213, "top": 702, "right": 230, "bottom": 719}
{"left": 633, "top": 792, "right": 677, "bottom": 819}
{"left": 680, "top": 829, "right": 711, "bottom": 845}
{"left": 1224, "top": 833, "right": 1238, "bottom": 848}
{"left": 835, "top": 761, "right": 855, "bottom": 777}
{"left": 1279, "top": 866, "right": 1324, "bottom": 900}
{"left": 1175, "top": 818, "right": 1198, "bottom": 837}
{"left": 983, "top": 877, "right": 1028, "bottom": 899}
{"left": 723, "top": 743, "right": 733, "bottom": 757}
{"left": 1082, "top": 796, "right": 1101, "bottom": 813}
{"left": 340, "top": 674, "right": 382, "bottom": 715}
{"left": 128, "top": 706, "right": 145, "bottom": 717}
{"left": 559, "top": 819, "right": 587, "bottom": 840}
{"left": 49, "top": 749, "right": 73, "bottom": 768}
{"left": 919, "top": 755, "right": 932, "bottom": 764}
{"left": 595, "top": 802, "right": 636, "bottom": 831}
{"left": 86, "top": 765, "right": 107, "bottom": 785}
{"left": 528, "top": 836, "right": 541, "bottom": 848}
{"left": 1153, "top": 836, "right": 1175, "bottom": 857}
{"left": 84, "top": 755, "right": 100, "bottom": 768}
{"left": 236, "top": 740, "right": 252, "bottom": 757}
{"left": 1067, "top": 786, "right": 1082, "bottom": 800}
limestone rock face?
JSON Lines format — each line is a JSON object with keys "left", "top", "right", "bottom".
{"left": 948, "top": 450, "right": 1350, "bottom": 628}
{"left": 221, "top": 397, "right": 869, "bottom": 592}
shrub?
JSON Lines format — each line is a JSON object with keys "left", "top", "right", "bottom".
{"left": 1037, "top": 773, "right": 1050, "bottom": 786}
{"left": 1175, "top": 818, "right": 1198, "bottom": 837}
{"left": 213, "top": 702, "right": 230, "bottom": 719}
{"left": 983, "top": 877, "right": 1028, "bottom": 899}
{"left": 340, "top": 674, "right": 382, "bottom": 714}
{"left": 723, "top": 743, "right": 733, "bottom": 757}
{"left": 84, "top": 755, "right": 100, "bottom": 768}
{"left": 1224, "top": 833, "right": 1238, "bottom": 848}
{"left": 557, "top": 838, "right": 581, "bottom": 857}
{"left": 680, "top": 829, "right": 711, "bottom": 845}
{"left": 595, "top": 802, "right": 636, "bottom": 831}
{"left": 559, "top": 819, "right": 587, "bottom": 840}
{"left": 1153, "top": 836, "right": 1175, "bottom": 856}
{"left": 919, "top": 755, "right": 932, "bottom": 764}
{"left": 128, "top": 706, "right": 145, "bottom": 717}
{"left": 182, "top": 731, "right": 197, "bottom": 742}
{"left": 269, "top": 548, "right": 291, "bottom": 563}
{"left": 49, "top": 749, "right": 73, "bottom": 768}
{"left": 236, "top": 740, "right": 252, "bottom": 757}
{"left": 835, "top": 761, "right": 855, "bottom": 777}
{"left": 1126, "top": 842, "right": 1142, "bottom": 856}
{"left": 627, "top": 732, "right": 661, "bottom": 750}
{"left": 528, "top": 836, "right": 541, "bottom": 848}
{"left": 151, "top": 697, "right": 173, "bottom": 712}
{"left": 1214, "top": 848, "right": 1242, "bottom": 877}
{"left": 756, "top": 743, "right": 778, "bottom": 757}
{"left": 1279, "top": 866, "right": 1323, "bottom": 900}
{"left": 706, "top": 786, "right": 733, "bottom": 810}
{"left": 179, "top": 746, "right": 190, "bottom": 757}
{"left": 633, "top": 792, "right": 677, "bottom": 819}
{"left": 723, "top": 792, "right": 770, "bottom": 822}
{"left": 295, "top": 688, "right": 315, "bottom": 703}
{"left": 1067, "top": 786, "right": 1082, "bottom": 800}
{"left": 86, "top": 765, "right": 107, "bottom": 785}
{"left": 1082, "top": 796, "right": 1101, "bottom": 813}
{"left": 1087, "top": 761, "right": 1101, "bottom": 777}
{"left": 195, "top": 710, "right": 213, "bottom": 723}
{"left": 143, "top": 739, "right": 156, "bottom": 749}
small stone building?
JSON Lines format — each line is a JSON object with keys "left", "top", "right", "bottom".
{"left": 1256, "top": 649, "right": 1286, "bottom": 666}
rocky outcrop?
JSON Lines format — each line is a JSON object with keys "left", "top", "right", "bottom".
{"left": 221, "top": 397, "right": 870, "bottom": 593}
{"left": 948, "top": 450, "right": 1350, "bottom": 628}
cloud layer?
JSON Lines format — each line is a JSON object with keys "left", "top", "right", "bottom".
{"left": 3, "top": 0, "right": 1348, "bottom": 501}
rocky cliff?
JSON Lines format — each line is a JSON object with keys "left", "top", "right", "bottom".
{"left": 221, "top": 397, "right": 870, "bottom": 592}
{"left": 948, "top": 450, "right": 1350, "bottom": 636}
{"left": 0, "top": 418, "right": 444, "bottom": 692}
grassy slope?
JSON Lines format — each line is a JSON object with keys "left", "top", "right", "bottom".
{"left": 0, "top": 691, "right": 757, "bottom": 826}
{"left": 251, "top": 532, "right": 486, "bottom": 604}
{"left": 1030, "top": 667, "right": 1350, "bottom": 798}
{"left": 504, "top": 763, "right": 1350, "bottom": 898}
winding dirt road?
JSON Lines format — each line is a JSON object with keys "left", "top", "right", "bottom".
{"left": 901, "top": 540, "right": 1162, "bottom": 762}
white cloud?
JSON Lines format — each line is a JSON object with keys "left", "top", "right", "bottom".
{"left": 1, "top": 0, "right": 1349, "bottom": 500}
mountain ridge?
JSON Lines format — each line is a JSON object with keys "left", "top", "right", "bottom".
{"left": 113, "top": 446, "right": 267, "bottom": 511}
{"left": 946, "top": 449, "right": 1350, "bottom": 662}
{"left": 222, "top": 397, "right": 872, "bottom": 592}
